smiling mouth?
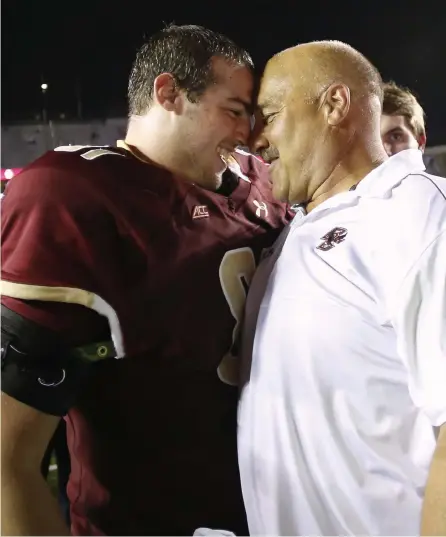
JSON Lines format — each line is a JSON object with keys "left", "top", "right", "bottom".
{"left": 213, "top": 148, "right": 231, "bottom": 174}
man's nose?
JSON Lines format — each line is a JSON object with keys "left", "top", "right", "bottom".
{"left": 250, "top": 130, "right": 270, "bottom": 156}
{"left": 234, "top": 115, "right": 252, "bottom": 147}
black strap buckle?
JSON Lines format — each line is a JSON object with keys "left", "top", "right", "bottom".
{"left": 1, "top": 340, "right": 11, "bottom": 371}
{"left": 1, "top": 339, "right": 66, "bottom": 387}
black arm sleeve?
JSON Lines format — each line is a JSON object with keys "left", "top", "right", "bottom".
{"left": 1, "top": 305, "right": 105, "bottom": 416}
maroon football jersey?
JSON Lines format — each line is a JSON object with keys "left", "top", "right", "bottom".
{"left": 1, "top": 144, "right": 291, "bottom": 535}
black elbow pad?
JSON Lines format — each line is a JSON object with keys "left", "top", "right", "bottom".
{"left": 1, "top": 305, "right": 116, "bottom": 416}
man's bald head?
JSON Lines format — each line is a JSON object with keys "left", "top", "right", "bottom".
{"left": 253, "top": 40, "right": 387, "bottom": 207}
{"left": 262, "top": 40, "right": 383, "bottom": 106}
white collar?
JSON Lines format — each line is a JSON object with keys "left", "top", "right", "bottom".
{"left": 295, "top": 149, "right": 427, "bottom": 220}
{"left": 355, "top": 149, "right": 426, "bottom": 199}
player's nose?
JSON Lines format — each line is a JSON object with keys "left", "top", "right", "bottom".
{"left": 234, "top": 116, "right": 252, "bottom": 147}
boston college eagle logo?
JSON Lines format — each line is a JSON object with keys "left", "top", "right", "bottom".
{"left": 316, "top": 227, "right": 348, "bottom": 251}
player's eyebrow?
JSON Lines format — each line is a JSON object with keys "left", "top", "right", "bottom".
{"left": 385, "top": 127, "right": 404, "bottom": 136}
{"left": 227, "top": 97, "right": 254, "bottom": 115}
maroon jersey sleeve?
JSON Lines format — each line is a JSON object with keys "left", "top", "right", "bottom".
{"left": 1, "top": 149, "right": 121, "bottom": 348}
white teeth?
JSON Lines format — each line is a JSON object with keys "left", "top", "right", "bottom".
{"left": 217, "top": 147, "right": 231, "bottom": 164}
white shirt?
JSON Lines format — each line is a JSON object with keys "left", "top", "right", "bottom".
{"left": 238, "top": 149, "right": 446, "bottom": 536}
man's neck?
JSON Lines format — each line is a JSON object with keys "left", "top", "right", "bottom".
{"left": 125, "top": 114, "right": 182, "bottom": 172}
{"left": 306, "top": 148, "right": 387, "bottom": 212}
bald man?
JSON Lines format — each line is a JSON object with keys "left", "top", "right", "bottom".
{"left": 237, "top": 41, "right": 446, "bottom": 536}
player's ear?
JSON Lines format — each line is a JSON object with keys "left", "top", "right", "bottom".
{"left": 418, "top": 133, "right": 426, "bottom": 152}
{"left": 153, "top": 73, "right": 182, "bottom": 112}
{"left": 322, "top": 83, "right": 350, "bottom": 127}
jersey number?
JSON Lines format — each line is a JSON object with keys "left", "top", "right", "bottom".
{"left": 218, "top": 247, "right": 256, "bottom": 385}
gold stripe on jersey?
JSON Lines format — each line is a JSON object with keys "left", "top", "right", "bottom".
{"left": 0, "top": 280, "right": 125, "bottom": 359}
{"left": 0, "top": 280, "right": 94, "bottom": 308}
{"left": 0, "top": 280, "right": 122, "bottom": 362}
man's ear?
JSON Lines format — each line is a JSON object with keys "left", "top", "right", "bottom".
{"left": 322, "top": 83, "right": 351, "bottom": 127}
{"left": 153, "top": 73, "right": 181, "bottom": 112}
{"left": 418, "top": 133, "right": 426, "bottom": 152}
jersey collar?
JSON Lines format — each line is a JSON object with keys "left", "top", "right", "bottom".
{"left": 117, "top": 139, "right": 252, "bottom": 207}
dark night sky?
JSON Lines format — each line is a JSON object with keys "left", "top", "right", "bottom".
{"left": 2, "top": 0, "right": 446, "bottom": 145}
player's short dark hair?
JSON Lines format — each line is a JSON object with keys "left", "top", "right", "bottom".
{"left": 128, "top": 24, "right": 254, "bottom": 116}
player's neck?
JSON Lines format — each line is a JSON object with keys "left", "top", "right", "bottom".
{"left": 306, "top": 144, "right": 387, "bottom": 213}
{"left": 125, "top": 117, "right": 187, "bottom": 178}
